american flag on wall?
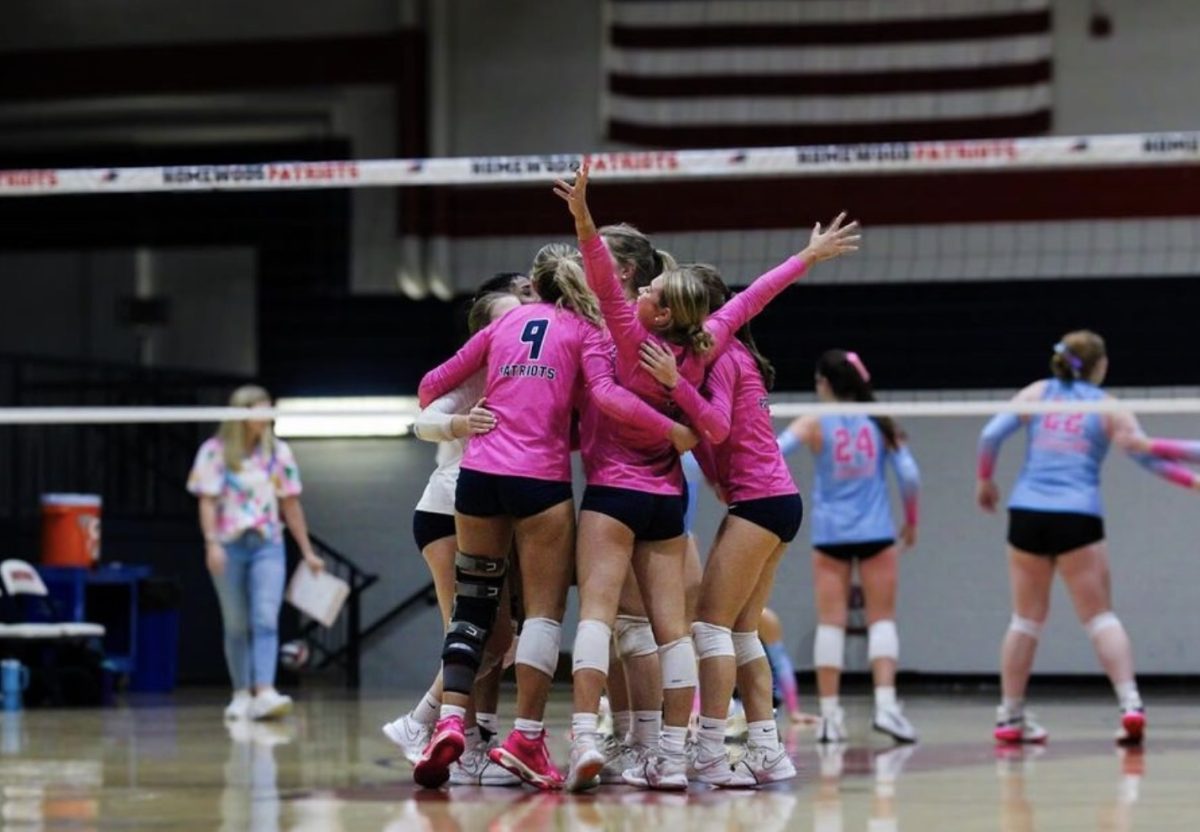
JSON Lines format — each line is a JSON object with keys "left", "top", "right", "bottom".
{"left": 603, "top": 0, "right": 1053, "bottom": 147}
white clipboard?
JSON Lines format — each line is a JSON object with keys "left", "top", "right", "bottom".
{"left": 285, "top": 565, "right": 350, "bottom": 628}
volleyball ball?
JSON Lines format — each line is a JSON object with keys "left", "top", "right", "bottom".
{"left": 280, "top": 639, "right": 310, "bottom": 670}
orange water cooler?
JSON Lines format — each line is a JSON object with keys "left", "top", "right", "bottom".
{"left": 40, "top": 494, "right": 102, "bottom": 568}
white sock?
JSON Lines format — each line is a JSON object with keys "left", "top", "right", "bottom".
{"left": 439, "top": 704, "right": 467, "bottom": 722}
{"left": 747, "top": 720, "right": 778, "bottom": 750}
{"left": 1115, "top": 681, "right": 1142, "bottom": 711}
{"left": 514, "top": 717, "right": 543, "bottom": 740}
{"left": 476, "top": 712, "right": 499, "bottom": 737}
{"left": 413, "top": 691, "right": 441, "bottom": 726}
{"left": 875, "top": 686, "right": 897, "bottom": 711}
{"left": 1001, "top": 698, "right": 1024, "bottom": 718}
{"left": 633, "top": 711, "right": 661, "bottom": 748}
{"left": 660, "top": 725, "right": 688, "bottom": 757}
{"left": 697, "top": 717, "right": 726, "bottom": 756}
{"left": 820, "top": 697, "right": 840, "bottom": 718}
{"left": 572, "top": 712, "right": 598, "bottom": 740}
{"left": 614, "top": 710, "right": 633, "bottom": 743}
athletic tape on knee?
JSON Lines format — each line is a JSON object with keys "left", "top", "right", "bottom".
{"left": 813, "top": 625, "right": 845, "bottom": 670}
{"left": 1085, "top": 611, "right": 1121, "bottom": 638}
{"left": 691, "top": 621, "right": 735, "bottom": 661}
{"left": 1009, "top": 614, "right": 1044, "bottom": 640}
{"left": 515, "top": 617, "right": 561, "bottom": 676}
{"left": 659, "top": 636, "right": 698, "bottom": 690}
{"left": 614, "top": 615, "right": 657, "bottom": 659}
{"left": 733, "top": 631, "right": 767, "bottom": 667}
{"left": 867, "top": 620, "right": 899, "bottom": 662}
{"left": 572, "top": 619, "right": 612, "bottom": 675}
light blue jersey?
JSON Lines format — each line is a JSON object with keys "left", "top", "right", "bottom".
{"left": 1009, "top": 378, "right": 1109, "bottom": 517}
{"left": 811, "top": 415, "right": 896, "bottom": 546}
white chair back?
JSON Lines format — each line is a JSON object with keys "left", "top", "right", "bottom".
{"left": 0, "top": 560, "right": 49, "bottom": 597}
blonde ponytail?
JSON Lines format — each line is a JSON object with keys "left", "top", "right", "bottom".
{"left": 531, "top": 243, "right": 603, "bottom": 326}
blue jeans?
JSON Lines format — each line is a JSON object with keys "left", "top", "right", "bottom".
{"left": 212, "top": 533, "right": 286, "bottom": 690}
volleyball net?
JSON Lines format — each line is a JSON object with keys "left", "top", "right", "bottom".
{"left": 2, "top": 128, "right": 1200, "bottom": 432}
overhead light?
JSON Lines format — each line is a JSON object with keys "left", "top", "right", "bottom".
{"left": 274, "top": 397, "right": 419, "bottom": 438}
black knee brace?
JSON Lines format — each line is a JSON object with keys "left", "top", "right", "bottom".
{"left": 442, "top": 552, "right": 507, "bottom": 695}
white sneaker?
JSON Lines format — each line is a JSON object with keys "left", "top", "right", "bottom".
{"left": 817, "top": 707, "right": 848, "bottom": 744}
{"left": 250, "top": 689, "right": 293, "bottom": 721}
{"left": 873, "top": 703, "right": 918, "bottom": 744}
{"left": 224, "top": 690, "right": 252, "bottom": 721}
{"left": 624, "top": 750, "right": 688, "bottom": 791}
{"left": 994, "top": 707, "right": 1048, "bottom": 745}
{"left": 450, "top": 739, "right": 522, "bottom": 786}
{"left": 690, "top": 744, "right": 735, "bottom": 785}
{"left": 601, "top": 739, "right": 646, "bottom": 785}
{"left": 724, "top": 743, "right": 797, "bottom": 788}
{"left": 565, "top": 735, "right": 606, "bottom": 792}
{"left": 381, "top": 713, "right": 433, "bottom": 765}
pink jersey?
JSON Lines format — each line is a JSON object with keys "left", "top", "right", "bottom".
{"left": 580, "top": 234, "right": 808, "bottom": 418}
{"left": 687, "top": 341, "right": 799, "bottom": 504}
{"left": 578, "top": 333, "right": 682, "bottom": 494}
{"left": 419, "top": 302, "right": 675, "bottom": 482}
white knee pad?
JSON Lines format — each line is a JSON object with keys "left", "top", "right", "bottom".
{"left": 515, "top": 617, "right": 561, "bottom": 677}
{"left": 1085, "top": 611, "right": 1121, "bottom": 637}
{"left": 691, "top": 621, "right": 735, "bottom": 661}
{"left": 814, "top": 625, "right": 845, "bottom": 670}
{"left": 614, "top": 615, "right": 657, "bottom": 659}
{"left": 733, "top": 631, "right": 766, "bottom": 667}
{"left": 572, "top": 619, "right": 612, "bottom": 675}
{"left": 867, "top": 620, "right": 899, "bottom": 662}
{"left": 1009, "top": 614, "right": 1044, "bottom": 640}
{"left": 659, "top": 636, "right": 698, "bottom": 690}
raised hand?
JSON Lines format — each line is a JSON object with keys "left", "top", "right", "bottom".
{"left": 800, "top": 211, "right": 861, "bottom": 265}
{"left": 553, "top": 159, "right": 592, "bottom": 223}
{"left": 639, "top": 340, "right": 679, "bottom": 389}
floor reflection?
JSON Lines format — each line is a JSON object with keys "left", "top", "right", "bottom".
{"left": 0, "top": 694, "right": 1194, "bottom": 831}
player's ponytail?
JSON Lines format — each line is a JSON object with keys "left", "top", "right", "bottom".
{"left": 689, "top": 264, "right": 776, "bottom": 389}
{"left": 531, "top": 243, "right": 603, "bottom": 326}
{"left": 816, "top": 349, "right": 901, "bottom": 451}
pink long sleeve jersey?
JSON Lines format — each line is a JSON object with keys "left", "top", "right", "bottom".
{"left": 689, "top": 341, "right": 799, "bottom": 504}
{"left": 578, "top": 333, "right": 683, "bottom": 495}
{"left": 580, "top": 234, "right": 808, "bottom": 417}
{"left": 418, "top": 302, "right": 675, "bottom": 483}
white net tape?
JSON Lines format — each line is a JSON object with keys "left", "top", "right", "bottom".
{"left": 1, "top": 131, "right": 1198, "bottom": 196}
{"left": 4, "top": 396, "right": 1200, "bottom": 425}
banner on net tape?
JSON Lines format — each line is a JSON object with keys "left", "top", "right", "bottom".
{"left": 1, "top": 131, "right": 1199, "bottom": 196}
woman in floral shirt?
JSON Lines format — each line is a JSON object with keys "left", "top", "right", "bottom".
{"left": 188, "top": 384, "right": 324, "bottom": 721}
